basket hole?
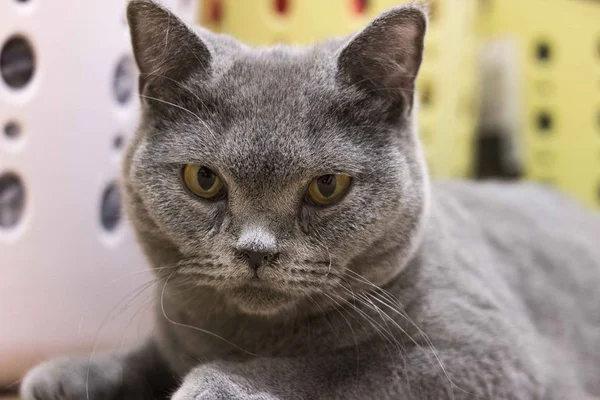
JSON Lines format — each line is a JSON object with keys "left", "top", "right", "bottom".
{"left": 113, "top": 55, "right": 135, "bottom": 105}
{"left": 429, "top": 0, "right": 438, "bottom": 22}
{"left": 352, "top": 0, "right": 369, "bottom": 14}
{"left": 274, "top": 0, "right": 289, "bottom": 15}
{"left": 4, "top": 121, "right": 21, "bottom": 140}
{"left": 1, "top": 35, "right": 35, "bottom": 89}
{"left": 100, "top": 182, "right": 122, "bottom": 232}
{"left": 208, "top": 0, "right": 223, "bottom": 23}
{"left": 536, "top": 111, "right": 553, "bottom": 132}
{"left": 0, "top": 173, "right": 25, "bottom": 229}
{"left": 535, "top": 41, "right": 552, "bottom": 63}
{"left": 420, "top": 84, "right": 433, "bottom": 106}
{"left": 113, "top": 135, "right": 124, "bottom": 151}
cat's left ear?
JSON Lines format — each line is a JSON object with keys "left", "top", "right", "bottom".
{"left": 337, "top": 5, "right": 427, "bottom": 111}
{"left": 127, "top": 0, "right": 211, "bottom": 94}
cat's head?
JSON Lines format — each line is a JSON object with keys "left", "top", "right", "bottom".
{"left": 124, "top": 0, "right": 429, "bottom": 316}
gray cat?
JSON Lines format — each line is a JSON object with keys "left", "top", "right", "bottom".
{"left": 20, "top": 1, "right": 600, "bottom": 399}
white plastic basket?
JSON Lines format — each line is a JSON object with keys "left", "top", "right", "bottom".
{"left": 0, "top": 0, "right": 197, "bottom": 387}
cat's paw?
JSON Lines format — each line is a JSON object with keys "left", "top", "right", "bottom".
{"left": 172, "top": 365, "right": 278, "bottom": 400}
{"left": 20, "top": 356, "right": 127, "bottom": 400}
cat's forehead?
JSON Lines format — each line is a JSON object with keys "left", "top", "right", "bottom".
{"left": 213, "top": 47, "right": 333, "bottom": 110}
{"left": 204, "top": 48, "right": 367, "bottom": 178}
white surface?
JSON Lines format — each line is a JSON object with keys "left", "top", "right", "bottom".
{"left": 0, "top": 0, "right": 197, "bottom": 387}
{"left": 479, "top": 39, "right": 523, "bottom": 174}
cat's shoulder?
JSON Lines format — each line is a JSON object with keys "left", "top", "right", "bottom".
{"left": 430, "top": 180, "right": 596, "bottom": 225}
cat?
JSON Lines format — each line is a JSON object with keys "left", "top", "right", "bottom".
{"left": 20, "top": 1, "right": 600, "bottom": 399}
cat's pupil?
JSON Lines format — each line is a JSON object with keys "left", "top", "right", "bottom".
{"left": 317, "top": 175, "right": 336, "bottom": 197}
{"left": 197, "top": 167, "right": 216, "bottom": 191}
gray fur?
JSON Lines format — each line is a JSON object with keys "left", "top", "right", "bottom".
{"left": 21, "top": 1, "right": 600, "bottom": 399}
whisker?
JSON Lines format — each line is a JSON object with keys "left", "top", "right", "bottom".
{"left": 139, "top": 94, "right": 218, "bottom": 140}
{"left": 338, "top": 270, "right": 471, "bottom": 398}
{"left": 321, "top": 292, "right": 362, "bottom": 377}
{"left": 159, "top": 270, "right": 257, "bottom": 356}
{"left": 106, "top": 266, "right": 176, "bottom": 285}
{"left": 329, "top": 292, "right": 402, "bottom": 357}
{"left": 86, "top": 277, "right": 158, "bottom": 400}
{"left": 298, "top": 287, "right": 340, "bottom": 342}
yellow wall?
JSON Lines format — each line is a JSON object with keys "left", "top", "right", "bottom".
{"left": 479, "top": 0, "right": 600, "bottom": 208}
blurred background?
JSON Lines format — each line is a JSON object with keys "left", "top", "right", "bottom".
{"left": 0, "top": 0, "right": 599, "bottom": 396}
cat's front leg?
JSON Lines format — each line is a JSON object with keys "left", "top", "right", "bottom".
{"left": 172, "top": 363, "right": 280, "bottom": 400}
{"left": 171, "top": 351, "right": 390, "bottom": 400}
{"left": 20, "top": 339, "right": 176, "bottom": 400}
{"left": 171, "top": 357, "right": 339, "bottom": 400}
{"left": 172, "top": 344, "right": 544, "bottom": 400}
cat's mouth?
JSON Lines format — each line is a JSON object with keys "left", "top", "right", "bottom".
{"left": 228, "top": 282, "right": 295, "bottom": 315}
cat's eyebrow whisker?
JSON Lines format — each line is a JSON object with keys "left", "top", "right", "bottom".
{"left": 159, "top": 271, "right": 258, "bottom": 356}
{"left": 139, "top": 94, "right": 217, "bottom": 139}
{"left": 142, "top": 71, "right": 202, "bottom": 103}
{"left": 348, "top": 71, "right": 418, "bottom": 93}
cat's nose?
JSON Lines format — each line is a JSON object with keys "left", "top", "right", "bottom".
{"left": 236, "top": 225, "right": 279, "bottom": 274}
{"left": 238, "top": 250, "right": 279, "bottom": 272}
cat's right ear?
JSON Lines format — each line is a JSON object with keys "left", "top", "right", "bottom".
{"left": 127, "top": 0, "right": 211, "bottom": 94}
{"left": 336, "top": 5, "right": 427, "bottom": 113}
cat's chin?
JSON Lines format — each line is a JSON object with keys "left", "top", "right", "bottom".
{"left": 228, "top": 283, "right": 298, "bottom": 316}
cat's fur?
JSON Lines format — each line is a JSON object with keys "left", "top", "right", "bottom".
{"left": 21, "top": 1, "right": 600, "bottom": 399}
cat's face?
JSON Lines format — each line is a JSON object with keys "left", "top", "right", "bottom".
{"left": 124, "top": 0, "right": 428, "bottom": 316}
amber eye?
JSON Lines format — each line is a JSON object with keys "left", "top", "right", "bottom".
{"left": 306, "top": 174, "right": 351, "bottom": 205}
{"left": 182, "top": 164, "right": 224, "bottom": 199}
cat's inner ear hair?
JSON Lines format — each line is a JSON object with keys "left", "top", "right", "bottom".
{"left": 127, "top": 0, "right": 211, "bottom": 94}
{"left": 336, "top": 4, "right": 428, "bottom": 110}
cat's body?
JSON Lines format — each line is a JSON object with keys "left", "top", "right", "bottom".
{"left": 159, "top": 182, "right": 600, "bottom": 399}
{"left": 21, "top": 1, "right": 600, "bottom": 399}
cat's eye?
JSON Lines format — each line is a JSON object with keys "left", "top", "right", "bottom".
{"left": 182, "top": 164, "right": 224, "bottom": 199}
{"left": 306, "top": 174, "right": 351, "bottom": 206}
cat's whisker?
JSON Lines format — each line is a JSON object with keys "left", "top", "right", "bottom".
{"left": 364, "top": 290, "right": 474, "bottom": 398}
{"left": 337, "top": 270, "right": 464, "bottom": 397}
{"left": 86, "top": 277, "right": 159, "bottom": 400}
{"left": 320, "top": 292, "right": 362, "bottom": 377}
{"left": 340, "top": 267, "right": 402, "bottom": 306}
{"left": 329, "top": 291, "right": 404, "bottom": 359}
{"left": 297, "top": 287, "right": 340, "bottom": 342}
{"left": 106, "top": 266, "right": 177, "bottom": 285}
{"left": 117, "top": 290, "right": 157, "bottom": 353}
{"left": 358, "top": 290, "right": 455, "bottom": 397}
{"left": 337, "top": 285, "right": 454, "bottom": 398}
{"left": 159, "top": 270, "right": 258, "bottom": 356}
{"left": 338, "top": 286, "right": 406, "bottom": 355}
